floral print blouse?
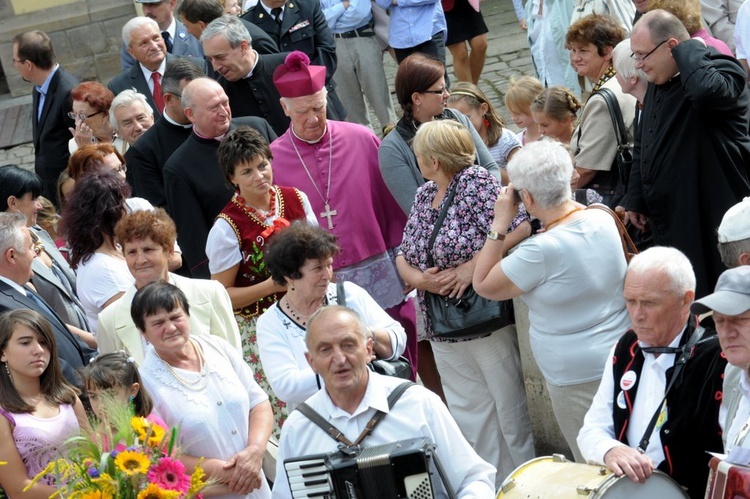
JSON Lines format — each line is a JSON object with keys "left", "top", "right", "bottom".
{"left": 399, "top": 166, "right": 526, "bottom": 340}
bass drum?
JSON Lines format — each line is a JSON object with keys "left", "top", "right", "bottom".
{"left": 497, "top": 455, "right": 689, "bottom": 498}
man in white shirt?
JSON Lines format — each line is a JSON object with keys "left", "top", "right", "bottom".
{"left": 272, "top": 305, "right": 495, "bottom": 498}
{"left": 577, "top": 247, "right": 726, "bottom": 499}
{"left": 692, "top": 266, "right": 750, "bottom": 452}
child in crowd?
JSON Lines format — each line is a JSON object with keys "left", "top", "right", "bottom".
{"left": 83, "top": 351, "right": 162, "bottom": 422}
{"left": 504, "top": 75, "right": 544, "bottom": 145}
{"left": 448, "top": 82, "right": 521, "bottom": 184}
{"left": 530, "top": 86, "right": 581, "bottom": 145}
{"left": 0, "top": 309, "right": 87, "bottom": 496}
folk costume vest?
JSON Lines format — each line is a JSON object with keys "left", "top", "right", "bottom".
{"left": 611, "top": 316, "right": 726, "bottom": 499}
{"left": 217, "top": 185, "right": 307, "bottom": 318}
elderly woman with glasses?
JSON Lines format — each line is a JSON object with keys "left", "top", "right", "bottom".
{"left": 566, "top": 14, "right": 637, "bottom": 208}
{"left": 474, "top": 140, "right": 631, "bottom": 463}
{"left": 68, "top": 81, "right": 128, "bottom": 156}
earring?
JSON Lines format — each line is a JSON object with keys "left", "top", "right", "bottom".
{"left": 483, "top": 116, "right": 491, "bottom": 129}
{"left": 290, "top": 282, "right": 295, "bottom": 291}
{"left": 128, "top": 395, "right": 135, "bottom": 403}
{"left": 4, "top": 362, "right": 10, "bottom": 377}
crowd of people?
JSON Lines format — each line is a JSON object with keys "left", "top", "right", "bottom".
{"left": 2, "top": 0, "right": 750, "bottom": 497}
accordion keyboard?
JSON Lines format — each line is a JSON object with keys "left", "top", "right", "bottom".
{"left": 285, "top": 455, "right": 335, "bottom": 498}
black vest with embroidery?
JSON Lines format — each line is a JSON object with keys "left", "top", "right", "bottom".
{"left": 610, "top": 316, "right": 726, "bottom": 499}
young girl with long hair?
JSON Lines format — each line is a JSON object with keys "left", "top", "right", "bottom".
{"left": 0, "top": 309, "right": 87, "bottom": 496}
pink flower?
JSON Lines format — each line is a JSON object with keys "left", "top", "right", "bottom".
{"left": 148, "top": 457, "right": 191, "bottom": 494}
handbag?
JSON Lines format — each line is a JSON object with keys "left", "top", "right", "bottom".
{"left": 587, "top": 203, "right": 639, "bottom": 263}
{"left": 335, "top": 281, "right": 411, "bottom": 380}
{"left": 423, "top": 185, "right": 512, "bottom": 340}
{"left": 574, "top": 87, "right": 633, "bottom": 209}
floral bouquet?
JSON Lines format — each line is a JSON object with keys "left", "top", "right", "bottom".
{"left": 26, "top": 397, "right": 207, "bottom": 499}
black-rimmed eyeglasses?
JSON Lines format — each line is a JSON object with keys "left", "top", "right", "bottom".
{"left": 631, "top": 39, "right": 668, "bottom": 62}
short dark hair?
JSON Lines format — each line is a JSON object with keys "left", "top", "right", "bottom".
{"left": 177, "top": 0, "right": 224, "bottom": 24}
{"left": 84, "top": 352, "right": 154, "bottom": 417}
{"left": 0, "top": 165, "right": 43, "bottom": 211}
{"left": 218, "top": 127, "right": 272, "bottom": 187}
{"left": 131, "top": 281, "right": 191, "bottom": 333}
{"left": 162, "top": 58, "right": 206, "bottom": 95}
{"left": 566, "top": 14, "right": 626, "bottom": 56}
{"left": 395, "top": 53, "right": 445, "bottom": 120}
{"left": 13, "top": 30, "right": 56, "bottom": 70}
{"left": 0, "top": 309, "right": 77, "bottom": 413}
{"left": 265, "top": 222, "right": 339, "bottom": 285}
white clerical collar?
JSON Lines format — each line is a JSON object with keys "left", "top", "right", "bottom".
{"left": 163, "top": 109, "right": 192, "bottom": 129}
{"left": 291, "top": 125, "right": 327, "bottom": 144}
{"left": 244, "top": 50, "right": 260, "bottom": 79}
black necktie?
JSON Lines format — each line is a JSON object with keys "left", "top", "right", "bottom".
{"left": 640, "top": 346, "right": 683, "bottom": 355}
{"left": 271, "top": 7, "right": 283, "bottom": 25}
{"left": 162, "top": 31, "right": 173, "bottom": 53}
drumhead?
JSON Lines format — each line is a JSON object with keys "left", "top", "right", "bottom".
{"left": 497, "top": 456, "right": 688, "bottom": 498}
{"left": 595, "top": 470, "right": 688, "bottom": 499}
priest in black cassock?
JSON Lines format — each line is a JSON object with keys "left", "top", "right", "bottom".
{"left": 163, "top": 77, "right": 276, "bottom": 278}
{"left": 127, "top": 58, "right": 205, "bottom": 208}
{"left": 623, "top": 9, "right": 750, "bottom": 298}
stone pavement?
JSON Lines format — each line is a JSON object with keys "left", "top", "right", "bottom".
{"left": 0, "top": 0, "right": 532, "bottom": 171}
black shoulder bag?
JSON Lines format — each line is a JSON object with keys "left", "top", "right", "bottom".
{"left": 336, "top": 281, "right": 411, "bottom": 380}
{"left": 423, "top": 186, "right": 512, "bottom": 340}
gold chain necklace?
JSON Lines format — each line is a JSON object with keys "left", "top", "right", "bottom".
{"left": 155, "top": 339, "right": 208, "bottom": 390}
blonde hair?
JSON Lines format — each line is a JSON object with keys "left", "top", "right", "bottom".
{"left": 447, "top": 82, "right": 506, "bottom": 147}
{"left": 647, "top": 0, "right": 702, "bottom": 34}
{"left": 504, "top": 75, "right": 544, "bottom": 115}
{"left": 532, "top": 86, "right": 581, "bottom": 123}
{"left": 413, "top": 120, "right": 477, "bottom": 176}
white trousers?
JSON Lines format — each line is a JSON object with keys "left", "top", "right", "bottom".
{"left": 432, "top": 325, "right": 536, "bottom": 485}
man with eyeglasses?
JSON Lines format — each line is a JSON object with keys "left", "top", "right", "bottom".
{"left": 622, "top": 9, "right": 750, "bottom": 300}
{"left": 126, "top": 59, "right": 206, "bottom": 209}
{"left": 12, "top": 31, "right": 79, "bottom": 205}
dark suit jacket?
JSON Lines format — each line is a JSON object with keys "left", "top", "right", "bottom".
{"left": 218, "top": 52, "right": 290, "bottom": 137}
{"left": 163, "top": 117, "right": 276, "bottom": 278}
{"left": 0, "top": 279, "right": 96, "bottom": 389}
{"left": 125, "top": 115, "right": 193, "bottom": 207}
{"left": 107, "top": 54, "right": 177, "bottom": 118}
{"left": 120, "top": 19, "right": 204, "bottom": 70}
{"left": 241, "top": 0, "right": 345, "bottom": 118}
{"left": 32, "top": 67, "right": 79, "bottom": 205}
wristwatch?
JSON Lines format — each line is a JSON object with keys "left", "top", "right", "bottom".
{"left": 487, "top": 229, "right": 506, "bottom": 241}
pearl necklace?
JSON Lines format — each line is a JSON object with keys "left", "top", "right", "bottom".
{"left": 155, "top": 339, "right": 208, "bottom": 390}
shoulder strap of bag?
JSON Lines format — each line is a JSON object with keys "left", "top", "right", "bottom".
{"left": 596, "top": 87, "right": 628, "bottom": 149}
{"left": 636, "top": 319, "right": 706, "bottom": 453}
{"left": 295, "top": 382, "right": 415, "bottom": 447}
{"left": 426, "top": 185, "right": 459, "bottom": 268}
{"left": 586, "top": 203, "right": 638, "bottom": 263}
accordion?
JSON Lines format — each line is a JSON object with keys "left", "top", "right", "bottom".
{"left": 283, "top": 437, "right": 451, "bottom": 498}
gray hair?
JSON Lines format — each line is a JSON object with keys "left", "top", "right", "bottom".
{"left": 627, "top": 246, "right": 696, "bottom": 295}
{"left": 201, "top": 14, "right": 251, "bottom": 47}
{"left": 612, "top": 39, "right": 647, "bottom": 81}
{"left": 122, "top": 16, "right": 160, "bottom": 47}
{"left": 506, "top": 140, "right": 573, "bottom": 209}
{"left": 279, "top": 87, "right": 328, "bottom": 108}
{"left": 0, "top": 212, "right": 28, "bottom": 255}
{"left": 109, "top": 89, "right": 154, "bottom": 131}
{"left": 305, "top": 305, "right": 368, "bottom": 351}
{"left": 718, "top": 238, "right": 750, "bottom": 269}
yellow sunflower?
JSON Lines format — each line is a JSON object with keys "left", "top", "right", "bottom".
{"left": 114, "top": 450, "right": 150, "bottom": 475}
{"left": 74, "top": 490, "right": 114, "bottom": 499}
{"left": 137, "top": 483, "right": 181, "bottom": 499}
{"left": 146, "top": 423, "right": 166, "bottom": 447}
{"left": 131, "top": 416, "right": 150, "bottom": 439}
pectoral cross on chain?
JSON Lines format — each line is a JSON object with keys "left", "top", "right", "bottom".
{"left": 320, "top": 203, "right": 338, "bottom": 229}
